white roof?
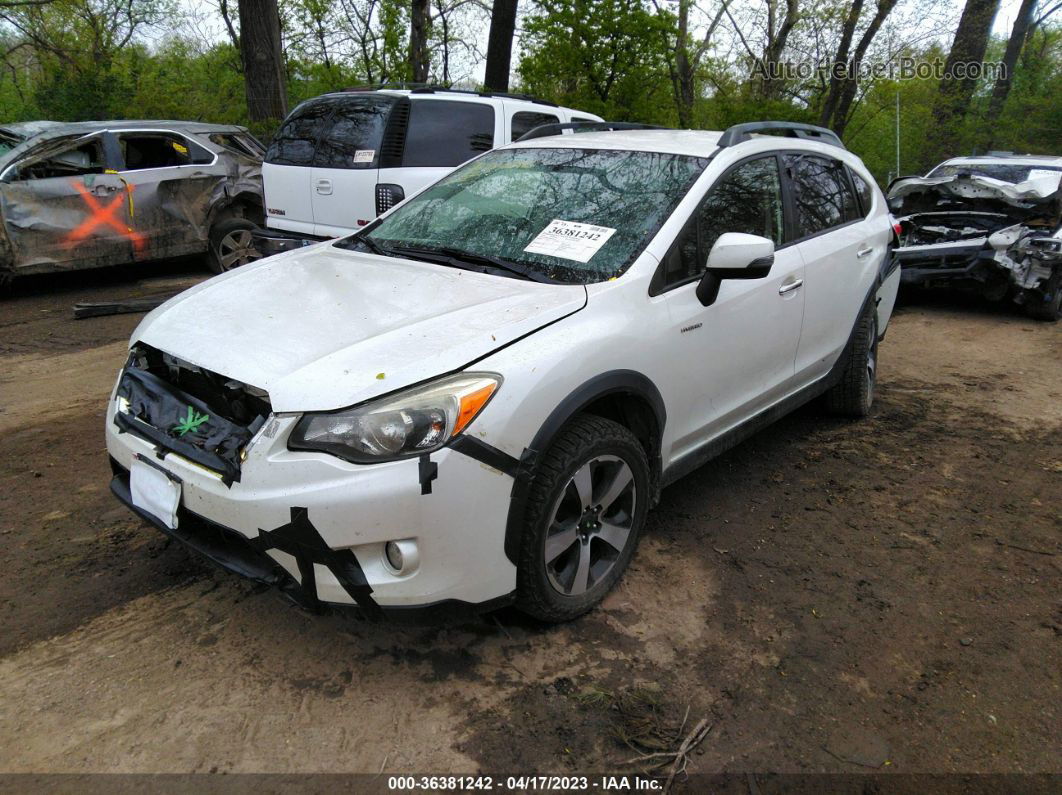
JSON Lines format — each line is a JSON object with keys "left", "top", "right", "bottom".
{"left": 508, "top": 129, "right": 724, "bottom": 157}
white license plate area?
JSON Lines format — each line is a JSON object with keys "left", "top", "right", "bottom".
{"left": 130, "top": 458, "right": 181, "bottom": 530}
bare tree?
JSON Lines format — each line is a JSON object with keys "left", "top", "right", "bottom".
{"left": 821, "top": 0, "right": 900, "bottom": 136}
{"left": 983, "top": 0, "right": 1037, "bottom": 141}
{"left": 238, "top": 0, "right": 287, "bottom": 122}
{"left": 483, "top": 0, "right": 516, "bottom": 90}
{"left": 928, "top": 0, "right": 1001, "bottom": 162}
{"left": 409, "top": 0, "right": 430, "bottom": 82}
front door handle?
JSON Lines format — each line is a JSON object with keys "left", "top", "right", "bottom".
{"left": 778, "top": 278, "right": 803, "bottom": 295}
{"left": 857, "top": 247, "right": 874, "bottom": 258}
{"left": 315, "top": 179, "right": 333, "bottom": 195}
{"left": 93, "top": 184, "right": 118, "bottom": 196}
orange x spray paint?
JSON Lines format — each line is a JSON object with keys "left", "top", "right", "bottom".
{"left": 66, "top": 176, "right": 145, "bottom": 254}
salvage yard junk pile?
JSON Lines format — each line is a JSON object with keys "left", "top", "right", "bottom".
{"left": 889, "top": 154, "right": 1062, "bottom": 321}
{"left": 0, "top": 120, "right": 265, "bottom": 290}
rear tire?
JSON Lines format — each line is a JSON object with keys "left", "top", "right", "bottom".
{"left": 1024, "top": 271, "right": 1062, "bottom": 322}
{"left": 825, "top": 303, "right": 877, "bottom": 418}
{"left": 207, "top": 218, "right": 261, "bottom": 274}
{"left": 515, "top": 415, "right": 649, "bottom": 623}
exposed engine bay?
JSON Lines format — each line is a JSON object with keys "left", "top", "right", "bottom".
{"left": 888, "top": 168, "right": 1062, "bottom": 321}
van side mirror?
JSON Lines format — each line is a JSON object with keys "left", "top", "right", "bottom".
{"left": 696, "top": 233, "right": 775, "bottom": 307}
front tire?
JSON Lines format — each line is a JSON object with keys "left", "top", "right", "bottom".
{"left": 1025, "top": 271, "right": 1062, "bottom": 322}
{"left": 825, "top": 303, "right": 877, "bottom": 417}
{"left": 516, "top": 415, "right": 649, "bottom": 623}
{"left": 207, "top": 218, "right": 261, "bottom": 274}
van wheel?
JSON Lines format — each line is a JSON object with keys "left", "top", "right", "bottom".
{"left": 825, "top": 303, "right": 877, "bottom": 418}
{"left": 207, "top": 218, "right": 261, "bottom": 274}
{"left": 1025, "top": 272, "right": 1062, "bottom": 322}
{"left": 516, "top": 415, "right": 649, "bottom": 623}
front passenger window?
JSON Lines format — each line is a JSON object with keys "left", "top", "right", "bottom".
{"left": 655, "top": 156, "right": 784, "bottom": 290}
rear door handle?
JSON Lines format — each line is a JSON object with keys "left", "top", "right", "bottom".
{"left": 315, "top": 179, "right": 333, "bottom": 195}
{"left": 778, "top": 278, "right": 803, "bottom": 295}
{"left": 857, "top": 247, "right": 874, "bottom": 258}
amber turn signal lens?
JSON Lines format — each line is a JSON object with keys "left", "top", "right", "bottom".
{"left": 454, "top": 383, "right": 498, "bottom": 436}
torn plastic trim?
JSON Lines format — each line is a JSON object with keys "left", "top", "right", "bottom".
{"left": 109, "top": 462, "right": 379, "bottom": 615}
{"left": 114, "top": 366, "right": 261, "bottom": 486}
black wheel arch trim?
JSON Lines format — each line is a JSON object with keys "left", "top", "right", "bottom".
{"left": 502, "top": 369, "right": 666, "bottom": 565}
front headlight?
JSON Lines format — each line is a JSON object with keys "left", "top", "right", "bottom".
{"left": 288, "top": 373, "right": 501, "bottom": 463}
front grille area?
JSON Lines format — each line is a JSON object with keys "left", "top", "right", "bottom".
{"left": 114, "top": 344, "right": 271, "bottom": 485}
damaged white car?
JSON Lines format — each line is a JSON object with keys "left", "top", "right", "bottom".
{"left": 889, "top": 154, "right": 1062, "bottom": 321}
{"left": 106, "top": 121, "right": 898, "bottom": 622}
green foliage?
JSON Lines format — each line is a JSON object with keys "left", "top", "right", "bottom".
{"left": 517, "top": 0, "right": 678, "bottom": 124}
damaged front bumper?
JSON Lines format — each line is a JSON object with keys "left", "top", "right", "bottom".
{"left": 105, "top": 358, "right": 519, "bottom": 620}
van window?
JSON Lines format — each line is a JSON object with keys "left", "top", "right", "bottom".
{"left": 266, "top": 99, "right": 333, "bottom": 167}
{"left": 119, "top": 133, "right": 212, "bottom": 170}
{"left": 511, "top": 111, "right": 559, "bottom": 141}
{"left": 314, "top": 96, "right": 396, "bottom": 169}
{"left": 402, "top": 100, "right": 494, "bottom": 168}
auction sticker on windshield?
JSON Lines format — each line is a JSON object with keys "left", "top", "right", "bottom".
{"left": 524, "top": 219, "right": 616, "bottom": 263}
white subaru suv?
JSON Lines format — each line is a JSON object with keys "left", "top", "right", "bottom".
{"left": 105, "top": 121, "right": 899, "bottom": 622}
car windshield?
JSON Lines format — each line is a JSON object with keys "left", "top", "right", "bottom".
{"left": 349, "top": 147, "right": 708, "bottom": 283}
{"left": 0, "top": 129, "right": 24, "bottom": 156}
{"left": 928, "top": 163, "right": 1062, "bottom": 183}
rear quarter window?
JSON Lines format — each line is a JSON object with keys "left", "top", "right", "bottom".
{"left": 402, "top": 100, "right": 494, "bottom": 168}
{"left": 265, "top": 99, "right": 333, "bottom": 166}
{"left": 511, "top": 111, "right": 559, "bottom": 141}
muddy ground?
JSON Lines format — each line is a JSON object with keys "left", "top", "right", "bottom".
{"left": 0, "top": 263, "right": 1058, "bottom": 781}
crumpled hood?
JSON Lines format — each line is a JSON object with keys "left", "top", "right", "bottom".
{"left": 888, "top": 171, "right": 1062, "bottom": 207}
{"left": 132, "top": 243, "right": 587, "bottom": 412}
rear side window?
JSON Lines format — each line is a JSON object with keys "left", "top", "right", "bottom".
{"left": 656, "top": 155, "right": 784, "bottom": 289}
{"left": 784, "top": 155, "right": 859, "bottom": 238}
{"left": 402, "top": 100, "right": 494, "bottom": 168}
{"left": 119, "top": 133, "right": 212, "bottom": 170}
{"left": 849, "top": 168, "right": 875, "bottom": 216}
{"left": 314, "top": 96, "right": 396, "bottom": 169}
{"left": 511, "top": 111, "right": 558, "bottom": 141}
{"left": 210, "top": 133, "right": 265, "bottom": 159}
{"left": 266, "top": 99, "right": 333, "bottom": 166}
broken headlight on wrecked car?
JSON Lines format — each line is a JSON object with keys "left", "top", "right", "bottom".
{"left": 288, "top": 373, "right": 501, "bottom": 463}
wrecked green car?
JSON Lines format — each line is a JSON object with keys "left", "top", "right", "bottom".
{"left": 0, "top": 120, "right": 264, "bottom": 291}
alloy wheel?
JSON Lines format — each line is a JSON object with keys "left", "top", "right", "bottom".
{"left": 544, "top": 455, "right": 637, "bottom": 596}
{"left": 217, "top": 229, "right": 259, "bottom": 271}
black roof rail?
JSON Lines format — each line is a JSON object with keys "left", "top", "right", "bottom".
{"left": 718, "top": 121, "right": 844, "bottom": 149}
{"left": 343, "top": 83, "right": 562, "bottom": 108}
{"left": 516, "top": 121, "right": 666, "bottom": 142}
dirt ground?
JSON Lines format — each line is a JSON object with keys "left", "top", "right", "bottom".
{"left": 0, "top": 262, "right": 1058, "bottom": 781}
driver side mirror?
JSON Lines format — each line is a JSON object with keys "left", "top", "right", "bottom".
{"left": 695, "top": 232, "right": 775, "bottom": 307}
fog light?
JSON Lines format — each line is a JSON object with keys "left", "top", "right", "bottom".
{"left": 385, "top": 541, "right": 403, "bottom": 572}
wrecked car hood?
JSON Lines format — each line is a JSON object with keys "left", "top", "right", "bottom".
{"left": 889, "top": 171, "right": 1062, "bottom": 207}
{"left": 132, "top": 243, "right": 588, "bottom": 412}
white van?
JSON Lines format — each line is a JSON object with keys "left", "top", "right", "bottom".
{"left": 257, "top": 88, "right": 602, "bottom": 251}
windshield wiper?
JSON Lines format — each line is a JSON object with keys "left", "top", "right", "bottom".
{"left": 430, "top": 246, "right": 554, "bottom": 283}
{"left": 350, "top": 232, "right": 391, "bottom": 257}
